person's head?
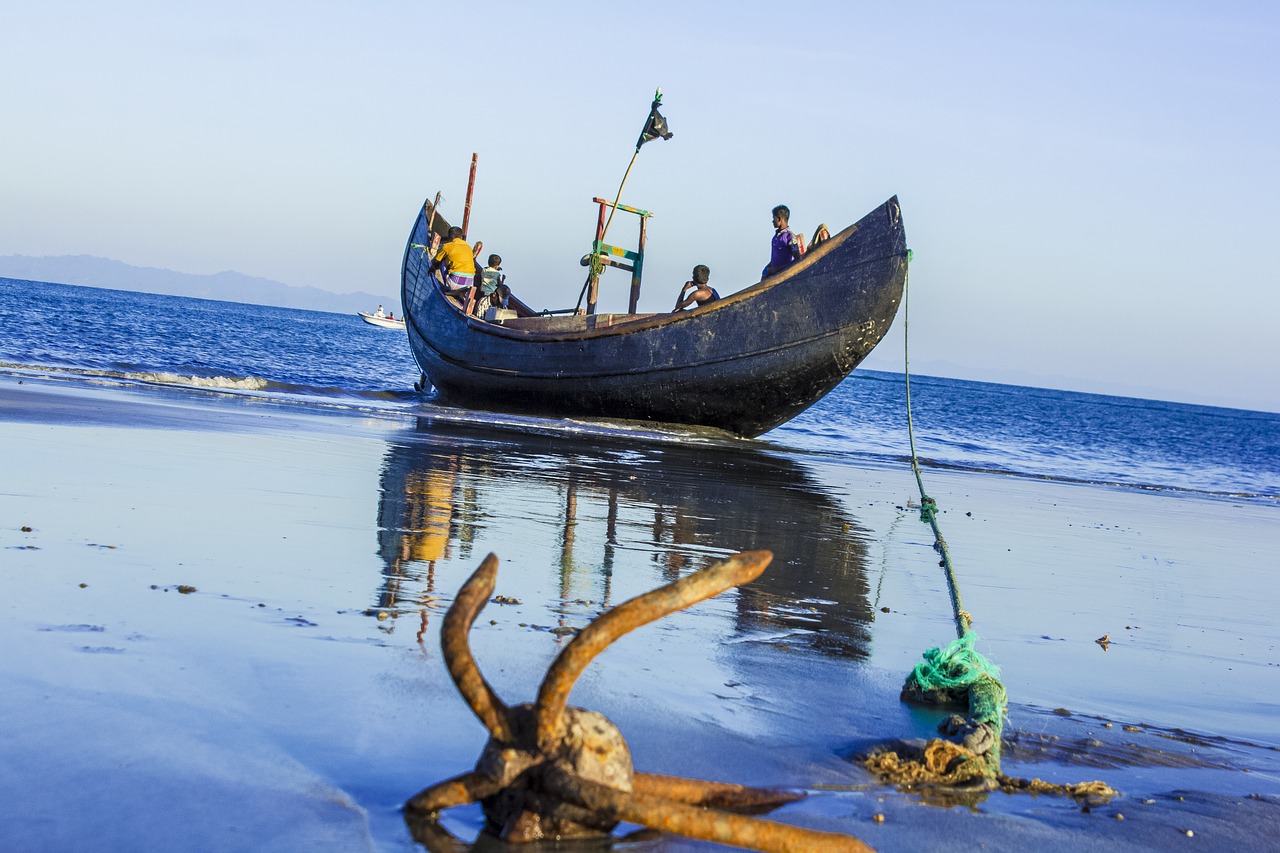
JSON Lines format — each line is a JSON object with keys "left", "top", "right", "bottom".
{"left": 692, "top": 264, "right": 710, "bottom": 285}
{"left": 772, "top": 205, "right": 790, "bottom": 228}
{"left": 488, "top": 254, "right": 502, "bottom": 269}
{"left": 447, "top": 226, "right": 464, "bottom": 241}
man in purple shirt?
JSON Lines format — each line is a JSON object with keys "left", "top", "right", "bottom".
{"left": 762, "top": 204, "right": 804, "bottom": 278}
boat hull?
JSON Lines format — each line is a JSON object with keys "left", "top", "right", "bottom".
{"left": 401, "top": 197, "right": 907, "bottom": 438}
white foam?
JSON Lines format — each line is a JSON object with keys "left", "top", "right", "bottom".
{"left": 124, "top": 371, "right": 270, "bottom": 391}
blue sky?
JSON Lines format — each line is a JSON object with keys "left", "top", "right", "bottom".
{"left": 3, "top": 1, "right": 1277, "bottom": 411}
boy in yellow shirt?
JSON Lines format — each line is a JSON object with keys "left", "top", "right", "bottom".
{"left": 430, "top": 227, "right": 476, "bottom": 293}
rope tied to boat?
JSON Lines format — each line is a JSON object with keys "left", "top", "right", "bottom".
{"left": 898, "top": 252, "right": 1005, "bottom": 776}
{"left": 864, "top": 255, "right": 1115, "bottom": 804}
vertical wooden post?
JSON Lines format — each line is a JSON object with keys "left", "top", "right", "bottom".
{"left": 458, "top": 155, "right": 479, "bottom": 316}
{"left": 629, "top": 215, "right": 647, "bottom": 314}
{"left": 462, "top": 153, "right": 478, "bottom": 238}
{"left": 425, "top": 191, "right": 443, "bottom": 236}
{"left": 586, "top": 200, "right": 607, "bottom": 317}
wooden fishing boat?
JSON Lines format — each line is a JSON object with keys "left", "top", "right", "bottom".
{"left": 400, "top": 196, "right": 907, "bottom": 438}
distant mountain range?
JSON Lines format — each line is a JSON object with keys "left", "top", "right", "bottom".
{"left": 0, "top": 254, "right": 394, "bottom": 315}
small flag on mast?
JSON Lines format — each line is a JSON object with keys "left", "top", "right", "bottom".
{"left": 636, "top": 88, "right": 674, "bottom": 150}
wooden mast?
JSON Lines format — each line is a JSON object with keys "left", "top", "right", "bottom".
{"left": 462, "top": 153, "right": 478, "bottom": 238}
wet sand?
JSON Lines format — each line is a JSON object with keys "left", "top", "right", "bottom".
{"left": 1, "top": 375, "right": 1277, "bottom": 852}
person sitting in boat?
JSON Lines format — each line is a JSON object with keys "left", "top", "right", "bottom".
{"left": 430, "top": 226, "right": 476, "bottom": 296}
{"left": 672, "top": 264, "right": 720, "bottom": 312}
{"left": 475, "top": 254, "right": 505, "bottom": 316}
{"left": 762, "top": 204, "right": 804, "bottom": 279}
{"left": 374, "top": 304, "right": 386, "bottom": 318}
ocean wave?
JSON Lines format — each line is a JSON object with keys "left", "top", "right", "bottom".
{"left": 1, "top": 361, "right": 275, "bottom": 393}
{"left": 1, "top": 360, "right": 739, "bottom": 449}
{"left": 122, "top": 370, "right": 271, "bottom": 391}
{"left": 786, "top": 441, "right": 1280, "bottom": 504}
{"left": 0, "top": 360, "right": 395, "bottom": 404}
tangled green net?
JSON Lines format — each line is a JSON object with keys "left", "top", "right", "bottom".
{"left": 891, "top": 630, "right": 1008, "bottom": 780}
{"left": 905, "top": 632, "right": 1006, "bottom": 725}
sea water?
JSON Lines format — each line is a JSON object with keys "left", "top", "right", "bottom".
{"left": 4, "top": 275, "right": 1280, "bottom": 850}
{"left": 2, "top": 276, "right": 1277, "bottom": 501}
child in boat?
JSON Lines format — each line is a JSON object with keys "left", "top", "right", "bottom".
{"left": 672, "top": 264, "right": 720, "bottom": 311}
{"left": 475, "top": 254, "right": 505, "bottom": 316}
{"left": 762, "top": 204, "right": 804, "bottom": 279}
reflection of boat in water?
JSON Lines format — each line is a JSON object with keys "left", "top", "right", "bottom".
{"left": 374, "top": 451, "right": 456, "bottom": 619}
{"left": 401, "top": 197, "right": 907, "bottom": 437}
{"left": 358, "top": 311, "right": 406, "bottom": 330}
{"left": 374, "top": 420, "right": 875, "bottom": 658}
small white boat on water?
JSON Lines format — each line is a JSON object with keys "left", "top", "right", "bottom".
{"left": 358, "top": 311, "right": 406, "bottom": 330}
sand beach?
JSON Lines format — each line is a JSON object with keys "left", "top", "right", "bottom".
{"left": 1, "top": 374, "right": 1277, "bottom": 852}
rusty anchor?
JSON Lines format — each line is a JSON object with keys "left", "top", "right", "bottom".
{"left": 404, "top": 550, "right": 873, "bottom": 852}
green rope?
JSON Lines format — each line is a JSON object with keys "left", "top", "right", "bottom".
{"left": 903, "top": 257, "right": 967, "bottom": 639}
{"left": 900, "top": 254, "right": 1007, "bottom": 777}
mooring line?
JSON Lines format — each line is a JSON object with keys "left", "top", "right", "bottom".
{"left": 868, "top": 255, "right": 1117, "bottom": 803}
{"left": 902, "top": 259, "right": 969, "bottom": 639}
{"left": 891, "top": 255, "right": 1008, "bottom": 780}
